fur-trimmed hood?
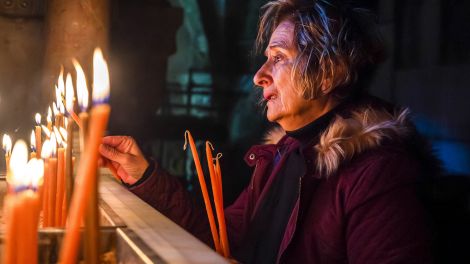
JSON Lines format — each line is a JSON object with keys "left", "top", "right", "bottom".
{"left": 264, "top": 106, "right": 413, "bottom": 176}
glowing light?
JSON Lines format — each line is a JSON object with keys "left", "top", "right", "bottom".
{"left": 35, "top": 113, "right": 41, "bottom": 125}
{"left": 53, "top": 102, "right": 59, "bottom": 116}
{"left": 41, "top": 125, "right": 51, "bottom": 138}
{"left": 65, "top": 73, "right": 75, "bottom": 113}
{"left": 3, "top": 134, "right": 12, "bottom": 156}
{"left": 73, "top": 59, "right": 89, "bottom": 112}
{"left": 9, "top": 140, "right": 28, "bottom": 186}
{"left": 27, "top": 158, "right": 44, "bottom": 188}
{"left": 47, "top": 106, "right": 52, "bottom": 124}
{"left": 54, "top": 127, "right": 64, "bottom": 147}
{"left": 50, "top": 133, "right": 57, "bottom": 157}
{"left": 57, "top": 69, "right": 65, "bottom": 114}
{"left": 93, "top": 48, "right": 110, "bottom": 104}
{"left": 41, "top": 139, "right": 52, "bottom": 159}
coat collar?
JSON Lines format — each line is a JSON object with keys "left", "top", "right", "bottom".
{"left": 263, "top": 106, "right": 412, "bottom": 177}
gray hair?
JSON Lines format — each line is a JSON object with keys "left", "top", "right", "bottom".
{"left": 256, "top": 0, "right": 385, "bottom": 99}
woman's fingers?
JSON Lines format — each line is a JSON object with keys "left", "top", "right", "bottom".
{"left": 102, "top": 136, "right": 134, "bottom": 153}
{"left": 99, "top": 144, "right": 128, "bottom": 164}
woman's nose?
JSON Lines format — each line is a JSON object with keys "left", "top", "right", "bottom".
{"left": 253, "top": 63, "right": 272, "bottom": 88}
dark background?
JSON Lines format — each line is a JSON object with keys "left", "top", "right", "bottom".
{"left": 0, "top": 0, "right": 469, "bottom": 262}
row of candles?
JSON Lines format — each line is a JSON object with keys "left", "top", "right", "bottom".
{"left": 2, "top": 48, "right": 111, "bottom": 263}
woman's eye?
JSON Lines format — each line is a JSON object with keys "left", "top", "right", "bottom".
{"left": 273, "top": 55, "right": 282, "bottom": 64}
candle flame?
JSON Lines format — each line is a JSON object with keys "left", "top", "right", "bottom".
{"left": 57, "top": 72, "right": 65, "bottom": 114}
{"left": 9, "top": 140, "right": 28, "bottom": 186}
{"left": 53, "top": 127, "right": 64, "bottom": 147}
{"left": 41, "top": 125, "right": 51, "bottom": 138}
{"left": 30, "top": 130, "right": 36, "bottom": 151}
{"left": 73, "top": 59, "right": 89, "bottom": 112}
{"left": 57, "top": 68, "right": 66, "bottom": 114}
{"left": 3, "top": 134, "right": 12, "bottom": 156}
{"left": 93, "top": 48, "right": 110, "bottom": 104}
{"left": 35, "top": 113, "right": 41, "bottom": 125}
{"left": 53, "top": 102, "right": 59, "bottom": 116}
{"left": 66, "top": 73, "right": 75, "bottom": 113}
{"left": 47, "top": 106, "right": 52, "bottom": 123}
{"left": 28, "top": 158, "right": 44, "bottom": 188}
{"left": 41, "top": 139, "right": 52, "bottom": 159}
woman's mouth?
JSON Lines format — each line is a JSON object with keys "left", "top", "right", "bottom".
{"left": 264, "top": 92, "right": 278, "bottom": 102}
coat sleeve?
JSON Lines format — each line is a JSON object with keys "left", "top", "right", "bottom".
{"left": 224, "top": 188, "right": 250, "bottom": 250}
{"left": 343, "top": 150, "right": 433, "bottom": 264}
{"left": 128, "top": 161, "right": 213, "bottom": 246}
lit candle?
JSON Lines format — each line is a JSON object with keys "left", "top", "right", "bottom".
{"left": 21, "top": 157, "right": 43, "bottom": 264}
{"left": 60, "top": 48, "right": 111, "bottom": 263}
{"left": 30, "top": 130, "right": 36, "bottom": 159}
{"left": 65, "top": 69, "right": 76, "bottom": 221}
{"left": 53, "top": 102, "right": 60, "bottom": 128}
{"left": 47, "top": 133, "right": 58, "bottom": 226}
{"left": 3, "top": 134, "right": 12, "bottom": 177}
{"left": 54, "top": 128, "right": 66, "bottom": 227}
{"left": 47, "top": 106, "right": 53, "bottom": 133}
{"left": 41, "top": 139, "right": 52, "bottom": 227}
{"left": 56, "top": 70, "right": 66, "bottom": 128}
{"left": 184, "top": 131, "right": 221, "bottom": 253}
{"left": 41, "top": 125, "right": 52, "bottom": 139}
{"left": 35, "top": 113, "right": 42, "bottom": 156}
{"left": 75, "top": 58, "right": 89, "bottom": 153}
{"left": 3, "top": 141, "right": 43, "bottom": 264}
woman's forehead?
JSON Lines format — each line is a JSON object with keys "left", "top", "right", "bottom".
{"left": 269, "top": 20, "right": 295, "bottom": 47}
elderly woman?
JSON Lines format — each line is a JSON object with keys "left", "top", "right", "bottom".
{"left": 100, "top": 0, "right": 435, "bottom": 263}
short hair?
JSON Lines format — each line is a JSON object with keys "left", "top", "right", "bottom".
{"left": 256, "top": 0, "right": 385, "bottom": 99}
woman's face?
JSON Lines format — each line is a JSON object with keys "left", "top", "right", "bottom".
{"left": 253, "top": 19, "right": 336, "bottom": 131}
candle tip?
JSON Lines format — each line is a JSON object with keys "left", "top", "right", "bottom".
{"left": 183, "top": 130, "right": 190, "bottom": 150}
{"left": 206, "top": 141, "right": 215, "bottom": 151}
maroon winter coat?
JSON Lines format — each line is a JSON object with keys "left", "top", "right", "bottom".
{"left": 130, "top": 104, "right": 433, "bottom": 263}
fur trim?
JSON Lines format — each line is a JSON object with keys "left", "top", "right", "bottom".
{"left": 315, "top": 107, "right": 411, "bottom": 176}
{"left": 263, "top": 107, "right": 412, "bottom": 176}
{"left": 263, "top": 126, "right": 286, "bottom": 145}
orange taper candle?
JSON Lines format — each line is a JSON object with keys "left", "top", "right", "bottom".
{"left": 48, "top": 133, "right": 58, "bottom": 226}
{"left": 184, "top": 131, "right": 221, "bottom": 253}
{"left": 59, "top": 104, "right": 110, "bottom": 263}
{"left": 42, "top": 159, "right": 50, "bottom": 226}
{"left": 60, "top": 48, "right": 111, "bottom": 263}
{"left": 206, "top": 142, "right": 230, "bottom": 257}
{"left": 3, "top": 194, "right": 19, "bottom": 263}
{"left": 56, "top": 147, "right": 65, "bottom": 227}
{"left": 35, "top": 113, "right": 42, "bottom": 156}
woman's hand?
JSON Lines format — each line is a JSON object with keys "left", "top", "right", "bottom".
{"left": 99, "top": 136, "right": 149, "bottom": 185}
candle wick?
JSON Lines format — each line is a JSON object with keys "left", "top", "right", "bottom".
{"left": 215, "top": 153, "right": 223, "bottom": 161}
{"left": 206, "top": 141, "right": 215, "bottom": 151}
